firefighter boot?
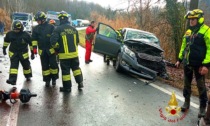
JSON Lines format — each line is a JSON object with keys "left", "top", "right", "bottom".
{"left": 6, "top": 79, "right": 16, "bottom": 85}
{"left": 45, "top": 81, "right": 50, "bottom": 87}
{"left": 78, "top": 82, "right": 84, "bottom": 90}
{"left": 60, "top": 87, "right": 71, "bottom": 92}
{"left": 26, "top": 77, "right": 31, "bottom": 81}
{"left": 181, "top": 99, "right": 190, "bottom": 112}
{"left": 198, "top": 105, "right": 207, "bottom": 118}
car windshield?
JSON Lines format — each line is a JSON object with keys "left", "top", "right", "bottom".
{"left": 125, "top": 30, "right": 159, "bottom": 45}
{"left": 13, "top": 16, "right": 28, "bottom": 21}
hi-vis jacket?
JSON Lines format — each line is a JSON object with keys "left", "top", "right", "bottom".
{"left": 3, "top": 31, "right": 32, "bottom": 59}
{"left": 50, "top": 23, "right": 79, "bottom": 59}
{"left": 31, "top": 22, "right": 55, "bottom": 56}
{"left": 178, "top": 24, "right": 210, "bottom": 66}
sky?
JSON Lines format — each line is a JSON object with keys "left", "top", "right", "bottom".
{"left": 80, "top": 0, "right": 128, "bottom": 10}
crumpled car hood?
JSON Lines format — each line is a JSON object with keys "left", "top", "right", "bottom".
{"left": 124, "top": 39, "right": 164, "bottom": 53}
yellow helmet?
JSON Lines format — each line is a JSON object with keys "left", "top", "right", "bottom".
{"left": 185, "top": 9, "right": 204, "bottom": 24}
{"left": 58, "top": 11, "right": 68, "bottom": 20}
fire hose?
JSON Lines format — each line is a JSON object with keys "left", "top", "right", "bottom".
{"left": 0, "top": 87, "right": 37, "bottom": 104}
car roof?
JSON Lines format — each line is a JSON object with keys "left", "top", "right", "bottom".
{"left": 123, "top": 28, "right": 155, "bottom": 35}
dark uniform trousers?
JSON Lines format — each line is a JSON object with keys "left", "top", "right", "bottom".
{"left": 40, "top": 52, "right": 59, "bottom": 82}
{"left": 183, "top": 65, "right": 208, "bottom": 106}
{"left": 9, "top": 53, "right": 32, "bottom": 83}
{"left": 60, "top": 57, "right": 83, "bottom": 89}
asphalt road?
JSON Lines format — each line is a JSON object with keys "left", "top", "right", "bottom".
{"left": 0, "top": 33, "right": 201, "bottom": 126}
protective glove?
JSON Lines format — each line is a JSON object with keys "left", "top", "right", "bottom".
{"left": 31, "top": 53, "right": 35, "bottom": 60}
{"left": 95, "top": 27, "right": 99, "bottom": 32}
{"left": 3, "top": 47, "right": 7, "bottom": 55}
{"left": 33, "top": 48, "right": 37, "bottom": 55}
{"left": 199, "top": 66, "right": 209, "bottom": 75}
{"left": 175, "top": 61, "right": 180, "bottom": 68}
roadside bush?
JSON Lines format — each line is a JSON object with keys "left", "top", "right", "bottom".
{"left": 0, "top": 8, "right": 11, "bottom": 32}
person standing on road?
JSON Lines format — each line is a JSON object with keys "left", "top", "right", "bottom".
{"left": 50, "top": 11, "right": 83, "bottom": 92}
{"left": 3, "top": 20, "right": 34, "bottom": 85}
{"left": 85, "top": 21, "right": 97, "bottom": 64}
{"left": 32, "top": 11, "right": 59, "bottom": 87}
{"left": 175, "top": 9, "right": 210, "bottom": 117}
{"left": 0, "top": 21, "right": 5, "bottom": 35}
{"left": 49, "top": 19, "right": 59, "bottom": 63}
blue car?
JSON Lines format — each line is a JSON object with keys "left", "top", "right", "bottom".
{"left": 93, "top": 22, "right": 168, "bottom": 80}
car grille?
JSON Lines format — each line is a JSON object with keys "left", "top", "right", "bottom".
{"left": 137, "top": 53, "right": 166, "bottom": 74}
{"left": 137, "top": 53, "right": 162, "bottom": 62}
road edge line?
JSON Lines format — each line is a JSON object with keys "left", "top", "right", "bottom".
{"left": 6, "top": 101, "right": 20, "bottom": 126}
{"left": 137, "top": 78, "right": 199, "bottom": 109}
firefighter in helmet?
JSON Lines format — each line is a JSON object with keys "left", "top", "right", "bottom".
{"left": 3, "top": 20, "right": 34, "bottom": 85}
{"left": 175, "top": 9, "right": 210, "bottom": 117}
{"left": 32, "top": 11, "right": 59, "bottom": 87}
{"left": 105, "top": 28, "right": 124, "bottom": 66}
{"left": 50, "top": 11, "right": 83, "bottom": 92}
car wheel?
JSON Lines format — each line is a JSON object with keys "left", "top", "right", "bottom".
{"left": 115, "top": 53, "right": 122, "bottom": 72}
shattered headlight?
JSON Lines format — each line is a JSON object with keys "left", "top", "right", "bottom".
{"left": 123, "top": 46, "right": 135, "bottom": 58}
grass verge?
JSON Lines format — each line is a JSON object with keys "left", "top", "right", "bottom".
{"left": 78, "top": 29, "right": 85, "bottom": 47}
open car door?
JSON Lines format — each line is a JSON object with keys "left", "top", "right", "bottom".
{"left": 93, "top": 22, "right": 122, "bottom": 57}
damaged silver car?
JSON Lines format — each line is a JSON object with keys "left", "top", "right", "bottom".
{"left": 93, "top": 22, "right": 168, "bottom": 80}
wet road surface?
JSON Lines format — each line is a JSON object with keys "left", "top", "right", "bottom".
{"left": 0, "top": 34, "right": 201, "bottom": 126}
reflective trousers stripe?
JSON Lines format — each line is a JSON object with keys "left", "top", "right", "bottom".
{"left": 50, "top": 68, "right": 58, "bottom": 74}
{"left": 23, "top": 53, "right": 29, "bottom": 59}
{"left": 24, "top": 69, "right": 31, "bottom": 74}
{"left": 32, "top": 41, "right": 37, "bottom": 46}
{"left": 3, "top": 42, "right": 10, "bottom": 47}
{"left": 10, "top": 69, "right": 18, "bottom": 74}
{"left": 43, "top": 70, "right": 50, "bottom": 76}
{"left": 73, "top": 69, "right": 81, "bottom": 76}
{"left": 59, "top": 52, "right": 78, "bottom": 59}
{"left": 62, "top": 75, "right": 71, "bottom": 81}
{"left": 9, "top": 51, "right": 14, "bottom": 57}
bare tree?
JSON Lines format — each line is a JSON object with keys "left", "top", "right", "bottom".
{"left": 189, "top": 0, "right": 198, "bottom": 10}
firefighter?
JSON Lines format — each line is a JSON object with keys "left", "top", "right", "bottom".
{"left": 50, "top": 11, "right": 83, "bottom": 92}
{"left": 105, "top": 28, "right": 124, "bottom": 66}
{"left": 3, "top": 20, "right": 34, "bottom": 85}
{"left": 85, "top": 21, "right": 97, "bottom": 64}
{"left": 175, "top": 9, "right": 210, "bottom": 117}
{"left": 32, "top": 11, "right": 59, "bottom": 87}
{"left": 48, "top": 19, "right": 59, "bottom": 63}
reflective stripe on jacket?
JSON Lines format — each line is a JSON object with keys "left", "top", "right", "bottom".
{"left": 178, "top": 24, "right": 210, "bottom": 66}
{"left": 3, "top": 31, "right": 32, "bottom": 59}
{"left": 31, "top": 22, "right": 55, "bottom": 56}
{"left": 50, "top": 23, "right": 79, "bottom": 59}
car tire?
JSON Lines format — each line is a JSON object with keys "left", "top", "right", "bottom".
{"left": 115, "top": 52, "right": 122, "bottom": 72}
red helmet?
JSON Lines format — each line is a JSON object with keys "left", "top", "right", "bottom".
{"left": 49, "top": 19, "right": 56, "bottom": 24}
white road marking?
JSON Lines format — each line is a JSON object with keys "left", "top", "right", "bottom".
{"left": 137, "top": 78, "right": 199, "bottom": 109}
{"left": 7, "top": 101, "right": 20, "bottom": 126}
